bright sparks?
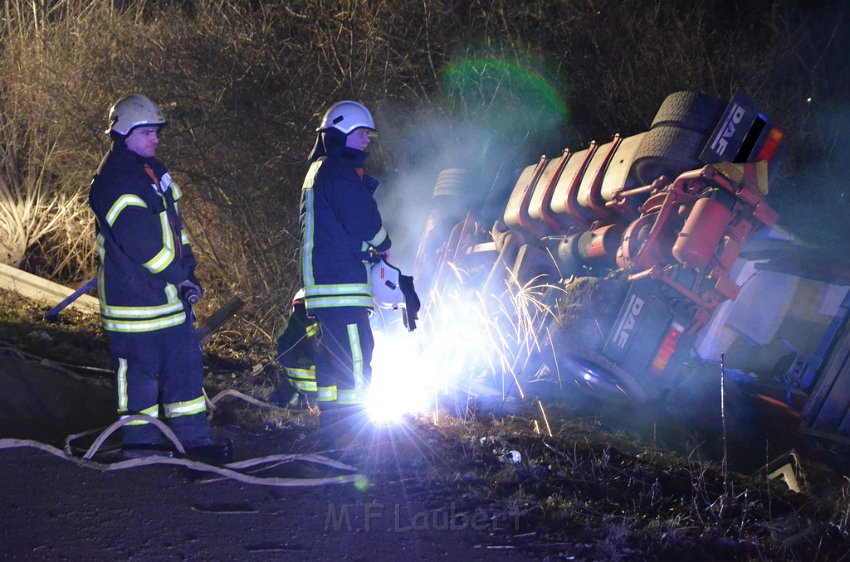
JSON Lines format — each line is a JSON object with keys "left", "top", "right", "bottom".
{"left": 364, "top": 274, "right": 561, "bottom": 425}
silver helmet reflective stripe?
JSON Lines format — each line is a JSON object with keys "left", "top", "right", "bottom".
{"left": 106, "top": 93, "right": 167, "bottom": 135}
{"left": 317, "top": 100, "right": 375, "bottom": 134}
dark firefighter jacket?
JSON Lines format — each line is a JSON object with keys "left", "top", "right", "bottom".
{"left": 89, "top": 144, "right": 196, "bottom": 333}
{"left": 300, "top": 144, "right": 391, "bottom": 310}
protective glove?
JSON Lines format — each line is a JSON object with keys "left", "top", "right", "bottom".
{"left": 178, "top": 278, "right": 203, "bottom": 305}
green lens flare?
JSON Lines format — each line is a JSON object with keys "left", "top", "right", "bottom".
{"left": 354, "top": 474, "right": 370, "bottom": 491}
{"left": 442, "top": 54, "right": 568, "bottom": 140}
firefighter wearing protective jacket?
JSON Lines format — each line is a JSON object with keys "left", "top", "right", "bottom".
{"left": 300, "top": 100, "right": 390, "bottom": 429}
{"left": 89, "top": 93, "right": 230, "bottom": 460}
{"left": 271, "top": 289, "right": 318, "bottom": 408}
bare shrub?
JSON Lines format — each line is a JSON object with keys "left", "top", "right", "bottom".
{"left": 0, "top": 0, "right": 119, "bottom": 277}
{"left": 0, "top": 0, "right": 846, "bottom": 345}
{"left": 0, "top": 115, "right": 91, "bottom": 272}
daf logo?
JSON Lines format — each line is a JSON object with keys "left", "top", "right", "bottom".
{"left": 710, "top": 103, "right": 746, "bottom": 157}
{"left": 613, "top": 295, "right": 644, "bottom": 349}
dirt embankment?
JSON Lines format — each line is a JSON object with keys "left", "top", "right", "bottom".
{"left": 2, "top": 288, "right": 850, "bottom": 561}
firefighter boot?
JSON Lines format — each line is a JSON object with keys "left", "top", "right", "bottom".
{"left": 169, "top": 413, "right": 233, "bottom": 463}
{"left": 121, "top": 423, "right": 173, "bottom": 459}
{"left": 268, "top": 378, "right": 306, "bottom": 409}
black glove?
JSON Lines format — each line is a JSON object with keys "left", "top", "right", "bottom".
{"left": 178, "top": 278, "right": 203, "bottom": 305}
{"left": 399, "top": 274, "right": 420, "bottom": 331}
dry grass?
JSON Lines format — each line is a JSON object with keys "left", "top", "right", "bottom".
{"left": 3, "top": 283, "right": 850, "bottom": 560}
{"left": 0, "top": 0, "right": 846, "bottom": 346}
{"left": 427, "top": 408, "right": 850, "bottom": 561}
{"left": 0, "top": 119, "right": 73, "bottom": 266}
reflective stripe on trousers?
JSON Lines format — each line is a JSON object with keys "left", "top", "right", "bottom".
{"left": 110, "top": 316, "right": 207, "bottom": 420}
{"left": 311, "top": 307, "right": 373, "bottom": 408}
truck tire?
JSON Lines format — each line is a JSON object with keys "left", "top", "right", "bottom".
{"left": 432, "top": 168, "right": 471, "bottom": 198}
{"left": 630, "top": 125, "right": 707, "bottom": 185}
{"left": 650, "top": 91, "right": 725, "bottom": 135}
{"left": 431, "top": 168, "right": 475, "bottom": 221}
{"left": 562, "top": 352, "right": 651, "bottom": 405}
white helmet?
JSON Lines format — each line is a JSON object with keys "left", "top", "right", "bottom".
{"left": 371, "top": 257, "right": 404, "bottom": 310}
{"left": 106, "top": 93, "right": 167, "bottom": 135}
{"left": 317, "top": 100, "right": 375, "bottom": 134}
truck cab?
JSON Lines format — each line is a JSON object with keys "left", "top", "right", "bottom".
{"left": 413, "top": 90, "right": 850, "bottom": 449}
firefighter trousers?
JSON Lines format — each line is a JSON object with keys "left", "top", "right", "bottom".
{"left": 311, "top": 307, "right": 373, "bottom": 410}
{"left": 108, "top": 317, "right": 207, "bottom": 445}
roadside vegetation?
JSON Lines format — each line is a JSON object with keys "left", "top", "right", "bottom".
{"left": 0, "top": 0, "right": 847, "bottom": 344}
{"left": 1, "top": 3, "right": 849, "bottom": 557}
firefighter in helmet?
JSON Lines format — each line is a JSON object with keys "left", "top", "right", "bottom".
{"left": 89, "top": 93, "right": 230, "bottom": 460}
{"left": 299, "top": 100, "right": 391, "bottom": 431}
{"left": 271, "top": 289, "right": 318, "bottom": 408}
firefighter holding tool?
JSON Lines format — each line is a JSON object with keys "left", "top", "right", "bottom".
{"left": 89, "top": 93, "right": 230, "bottom": 461}
{"left": 299, "top": 100, "right": 391, "bottom": 431}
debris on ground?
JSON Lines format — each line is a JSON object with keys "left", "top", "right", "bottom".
{"left": 2, "top": 288, "right": 850, "bottom": 560}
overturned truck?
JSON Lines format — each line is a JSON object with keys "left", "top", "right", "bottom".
{"left": 413, "top": 91, "right": 850, "bottom": 450}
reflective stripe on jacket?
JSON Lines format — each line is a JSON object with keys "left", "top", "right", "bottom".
{"left": 89, "top": 144, "right": 196, "bottom": 333}
{"left": 300, "top": 146, "right": 390, "bottom": 311}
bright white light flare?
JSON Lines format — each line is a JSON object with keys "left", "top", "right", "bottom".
{"left": 364, "top": 287, "right": 510, "bottom": 424}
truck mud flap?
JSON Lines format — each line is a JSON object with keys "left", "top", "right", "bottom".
{"left": 602, "top": 280, "right": 694, "bottom": 391}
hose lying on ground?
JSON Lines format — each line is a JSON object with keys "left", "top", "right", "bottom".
{"left": 0, "top": 437, "right": 361, "bottom": 487}
{"left": 0, "top": 366, "right": 361, "bottom": 487}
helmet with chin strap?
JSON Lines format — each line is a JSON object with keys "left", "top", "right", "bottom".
{"left": 317, "top": 100, "right": 375, "bottom": 135}
{"left": 371, "top": 257, "right": 404, "bottom": 310}
{"left": 370, "top": 256, "right": 421, "bottom": 331}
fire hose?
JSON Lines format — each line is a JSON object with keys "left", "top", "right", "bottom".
{"left": 0, "top": 389, "right": 363, "bottom": 488}
{"left": 0, "top": 339, "right": 362, "bottom": 487}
